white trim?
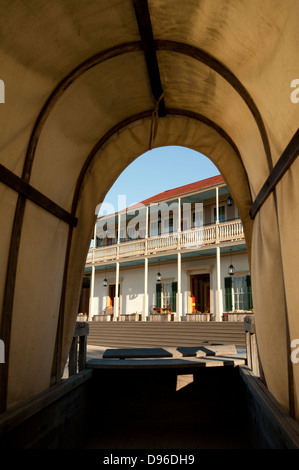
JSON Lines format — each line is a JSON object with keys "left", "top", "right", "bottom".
{"left": 183, "top": 264, "right": 214, "bottom": 274}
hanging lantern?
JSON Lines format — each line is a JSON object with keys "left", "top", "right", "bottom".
{"left": 227, "top": 196, "right": 233, "bottom": 206}
{"left": 156, "top": 258, "right": 161, "bottom": 282}
{"left": 228, "top": 264, "right": 235, "bottom": 276}
{"left": 228, "top": 248, "right": 235, "bottom": 275}
{"left": 102, "top": 266, "right": 108, "bottom": 287}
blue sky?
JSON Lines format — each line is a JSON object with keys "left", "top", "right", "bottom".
{"left": 99, "top": 146, "right": 219, "bottom": 215}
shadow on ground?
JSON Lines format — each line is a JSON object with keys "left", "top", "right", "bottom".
{"left": 85, "top": 365, "right": 250, "bottom": 449}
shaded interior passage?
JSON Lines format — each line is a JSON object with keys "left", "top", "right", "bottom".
{"left": 85, "top": 366, "right": 250, "bottom": 449}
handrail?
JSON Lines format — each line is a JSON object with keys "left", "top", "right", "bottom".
{"left": 86, "top": 219, "right": 244, "bottom": 264}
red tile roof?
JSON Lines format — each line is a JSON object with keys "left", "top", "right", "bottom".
{"left": 101, "top": 174, "right": 225, "bottom": 217}
{"left": 137, "top": 174, "right": 224, "bottom": 206}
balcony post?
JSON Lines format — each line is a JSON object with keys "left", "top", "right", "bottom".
{"left": 117, "top": 212, "right": 121, "bottom": 259}
{"left": 143, "top": 257, "right": 149, "bottom": 321}
{"left": 88, "top": 264, "right": 95, "bottom": 321}
{"left": 176, "top": 252, "right": 183, "bottom": 321}
{"left": 88, "top": 220, "right": 97, "bottom": 321}
{"left": 177, "top": 197, "right": 181, "bottom": 248}
{"left": 215, "top": 246, "right": 223, "bottom": 321}
{"left": 145, "top": 205, "right": 149, "bottom": 255}
{"left": 142, "top": 207, "right": 149, "bottom": 322}
{"left": 215, "top": 186, "right": 219, "bottom": 243}
{"left": 114, "top": 261, "right": 120, "bottom": 321}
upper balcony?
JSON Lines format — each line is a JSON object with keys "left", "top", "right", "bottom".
{"left": 86, "top": 218, "right": 244, "bottom": 265}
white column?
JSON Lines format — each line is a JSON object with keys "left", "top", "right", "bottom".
{"left": 88, "top": 264, "right": 95, "bottom": 321}
{"left": 143, "top": 257, "right": 149, "bottom": 321}
{"left": 88, "top": 221, "right": 97, "bottom": 321}
{"left": 145, "top": 206, "right": 149, "bottom": 240}
{"left": 177, "top": 197, "right": 181, "bottom": 246}
{"left": 114, "top": 262, "right": 120, "bottom": 321}
{"left": 215, "top": 246, "right": 223, "bottom": 321}
{"left": 142, "top": 206, "right": 149, "bottom": 322}
{"left": 215, "top": 187, "right": 223, "bottom": 320}
{"left": 117, "top": 212, "right": 121, "bottom": 259}
{"left": 176, "top": 252, "right": 183, "bottom": 321}
{"left": 117, "top": 212, "right": 121, "bottom": 242}
{"left": 175, "top": 198, "right": 182, "bottom": 321}
{"left": 215, "top": 186, "right": 219, "bottom": 243}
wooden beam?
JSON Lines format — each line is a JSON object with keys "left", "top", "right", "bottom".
{"left": 0, "top": 163, "right": 78, "bottom": 227}
{"left": 250, "top": 129, "right": 299, "bottom": 218}
{"left": 132, "top": 0, "right": 166, "bottom": 116}
{"left": 0, "top": 370, "right": 92, "bottom": 437}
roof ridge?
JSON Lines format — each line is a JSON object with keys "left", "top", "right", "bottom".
{"left": 98, "top": 174, "right": 224, "bottom": 217}
{"left": 139, "top": 174, "right": 223, "bottom": 205}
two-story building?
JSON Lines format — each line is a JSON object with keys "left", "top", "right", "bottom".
{"left": 82, "top": 175, "right": 252, "bottom": 322}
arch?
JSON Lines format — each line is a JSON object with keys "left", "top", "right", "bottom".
{"left": 0, "top": 0, "right": 298, "bottom": 424}
{"left": 1, "top": 40, "right": 261, "bottom": 405}
{"left": 62, "top": 113, "right": 253, "bottom": 377}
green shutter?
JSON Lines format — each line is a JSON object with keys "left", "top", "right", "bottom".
{"left": 171, "top": 281, "right": 178, "bottom": 312}
{"left": 156, "top": 283, "right": 162, "bottom": 308}
{"left": 246, "top": 275, "right": 253, "bottom": 310}
{"left": 224, "top": 277, "right": 233, "bottom": 311}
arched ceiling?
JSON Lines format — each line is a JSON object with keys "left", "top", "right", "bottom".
{"left": 0, "top": 0, "right": 298, "bottom": 419}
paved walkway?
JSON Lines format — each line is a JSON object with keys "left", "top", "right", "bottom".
{"left": 87, "top": 344, "right": 116, "bottom": 359}
{"left": 63, "top": 344, "right": 246, "bottom": 378}
{"left": 85, "top": 344, "right": 247, "bottom": 370}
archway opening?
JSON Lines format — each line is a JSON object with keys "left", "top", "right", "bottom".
{"left": 82, "top": 145, "right": 250, "bottom": 331}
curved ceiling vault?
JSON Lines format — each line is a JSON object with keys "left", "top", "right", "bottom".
{"left": 0, "top": 0, "right": 298, "bottom": 421}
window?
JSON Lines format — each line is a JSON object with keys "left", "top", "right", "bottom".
{"left": 193, "top": 210, "right": 203, "bottom": 228}
{"left": 127, "top": 226, "right": 137, "bottom": 240}
{"left": 224, "top": 275, "right": 253, "bottom": 311}
{"left": 162, "top": 217, "right": 174, "bottom": 234}
{"left": 163, "top": 282, "right": 172, "bottom": 309}
{"left": 213, "top": 204, "right": 226, "bottom": 223}
{"left": 156, "top": 281, "right": 177, "bottom": 311}
{"left": 150, "top": 221, "right": 159, "bottom": 237}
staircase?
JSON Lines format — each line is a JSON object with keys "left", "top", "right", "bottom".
{"left": 87, "top": 321, "right": 246, "bottom": 350}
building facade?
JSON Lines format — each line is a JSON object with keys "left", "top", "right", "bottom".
{"left": 83, "top": 175, "right": 252, "bottom": 322}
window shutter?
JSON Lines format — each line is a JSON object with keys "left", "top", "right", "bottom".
{"left": 156, "top": 283, "right": 162, "bottom": 308}
{"left": 171, "top": 282, "right": 178, "bottom": 312}
{"left": 224, "top": 277, "right": 233, "bottom": 311}
{"left": 246, "top": 275, "right": 253, "bottom": 310}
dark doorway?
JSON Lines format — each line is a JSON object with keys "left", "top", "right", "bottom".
{"left": 108, "top": 284, "right": 120, "bottom": 309}
{"left": 190, "top": 274, "right": 210, "bottom": 313}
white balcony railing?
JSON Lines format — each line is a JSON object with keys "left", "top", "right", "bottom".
{"left": 86, "top": 219, "right": 244, "bottom": 265}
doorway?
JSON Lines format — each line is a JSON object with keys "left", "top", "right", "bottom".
{"left": 108, "top": 284, "right": 120, "bottom": 310}
{"left": 190, "top": 274, "right": 210, "bottom": 313}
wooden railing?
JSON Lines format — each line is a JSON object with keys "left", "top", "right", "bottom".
{"left": 68, "top": 322, "right": 89, "bottom": 377}
{"left": 86, "top": 218, "right": 244, "bottom": 264}
{"left": 244, "top": 316, "right": 261, "bottom": 377}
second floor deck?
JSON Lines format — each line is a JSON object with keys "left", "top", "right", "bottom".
{"left": 86, "top": 218, "right": 244, "bottom": 265}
